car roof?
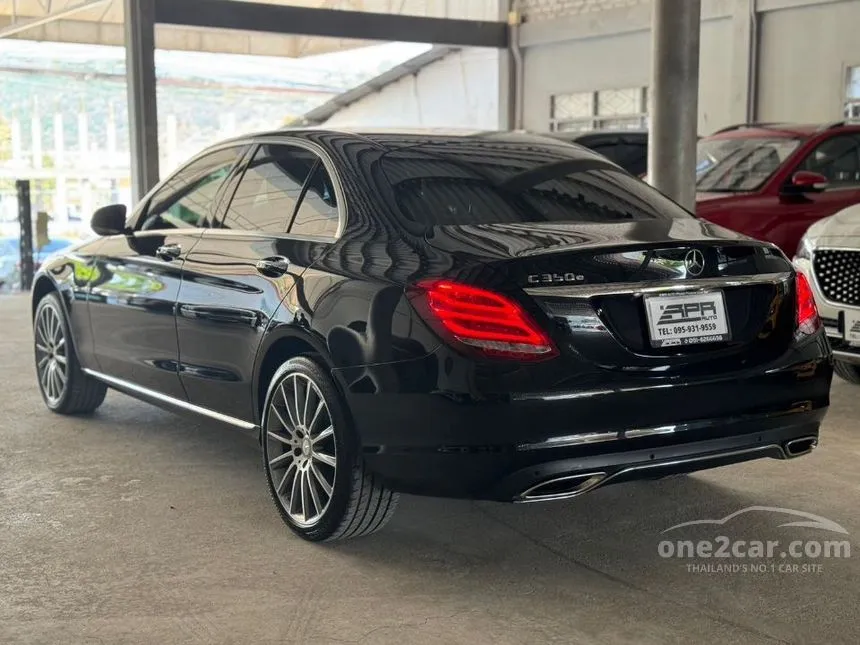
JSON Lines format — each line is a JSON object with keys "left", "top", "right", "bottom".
{"left": 706, "top": 121, "right": 860, "bottom": 140}
{"left": 219, "top": 127, "right": 593, "bottom": 151}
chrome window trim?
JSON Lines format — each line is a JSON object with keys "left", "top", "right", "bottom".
{"left": 242, "top": 136, "right": 348, "bottom": 241}
{"left": 524, "top": 272, "right": 791, "bottom": 299}
{"left": 83, "top": 368, "right": 257, "bottom": 430}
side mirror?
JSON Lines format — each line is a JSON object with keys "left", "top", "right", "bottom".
{"left": 790, "top": 171, "right": 829, "bottom": 193}
{"left": 91, "top": 204, "right": 128, "bottom": 236}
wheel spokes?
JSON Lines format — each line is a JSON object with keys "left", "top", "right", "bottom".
{"left": 313, "top": 451, "right": 337, "bottom": 468}
{"left": 270, "top": 405, "right": 295, "bottom": 440}
{"left": 281, "top": 382, "right": 299, "bottom": 429}
{"left": 276, "top": 461, "right": 296, "bottom": 495}
{"left": 310, "top": 463, "right": 333, "bottom": 496}
{"left": 307, "top": 400, "right": 325, "bottom": 433}
{"left": 306, "top": 470, "right": 322, "bottom": 516}
{"left": 266, "top": 372, "right": 337, "bottom": 527}
{"left": 268, "top": 451, "right": 293, "bottom": 468}
{"left": 292, "top": 376, "right": 303, "bottom": 429}
{"left": 312, "top": 426, "right": 333, "bottom": 445}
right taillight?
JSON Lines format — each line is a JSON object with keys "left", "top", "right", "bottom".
{"left": 408, "top": 279, "right": 558, "bottom": 361}
{"left": 795, "top": 272, "right": 820, "bottom": 336}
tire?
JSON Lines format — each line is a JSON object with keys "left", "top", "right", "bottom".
{"left": 34, "top": 292, "right": 107, "bottom": 414}
{"left": 261, "top": 356, "right": 398, "bottom": 542}
{"left": 834, "top": 360, "right": 860, "bottom": 385}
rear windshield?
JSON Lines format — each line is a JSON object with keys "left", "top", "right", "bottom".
{"left": 377, "top": 140, "right": 691, "bottom": 227}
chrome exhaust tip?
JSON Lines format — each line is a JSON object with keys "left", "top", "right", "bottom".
{"left": 518, "top": 472, "right": 607, "bottom": 502}
{"left": 784, "top": 436, "right": 818, "bottom": 458}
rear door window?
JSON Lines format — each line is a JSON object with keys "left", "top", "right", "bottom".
{"left": 221, "top": 144, "right": 317, "bottom": 233}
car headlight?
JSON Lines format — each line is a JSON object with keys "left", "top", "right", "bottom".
{"left": 794, "top": 235, "right": 814, "bottom": 262}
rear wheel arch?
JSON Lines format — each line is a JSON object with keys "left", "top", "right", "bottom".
{"left": 253, "top": 329, "right": 346, "bottom": 428}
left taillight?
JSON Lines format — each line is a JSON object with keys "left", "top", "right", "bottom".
{"left": 795, "top": 272, "right": 820, "bottom": 336}
{"left": 408, "top": 279, "right": 558, "bottom": 361}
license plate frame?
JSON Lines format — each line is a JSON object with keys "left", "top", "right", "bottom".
{"left": 643, "top": 290, "right": 732, "bottom": 348}
{"left": 844, "top": 309, "right": 860, "bottom": 345}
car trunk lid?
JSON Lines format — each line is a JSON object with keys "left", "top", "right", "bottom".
{"left": 424, "top": 221, "right": 796, "bottom": 373}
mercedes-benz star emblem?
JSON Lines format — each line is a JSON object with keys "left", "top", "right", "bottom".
{"left": 684, "top": 249, "right": 706, "bottom": 276}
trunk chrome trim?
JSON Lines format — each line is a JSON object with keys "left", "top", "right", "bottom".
{"left": 524, "top": 272, "right": 791, "bottom": 299}
{"left": 516, "top": 408, "right": 810, "bottom": 451}
{"left": 82, "top": 368, "right": 257, "bottom": 430}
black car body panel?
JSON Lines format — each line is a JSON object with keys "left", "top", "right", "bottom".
{"left": 32, "top": 129, "right": 832, "bottom": 503}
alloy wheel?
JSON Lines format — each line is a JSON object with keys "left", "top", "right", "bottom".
{"left": 265, "top": 373, "right": 337, "bottom": 528}
{"left": 35, "top": 303, "right": 68, "bottom": 406}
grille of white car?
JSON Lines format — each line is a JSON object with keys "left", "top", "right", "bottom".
{"left": 812, "top": 250, "right": 860, "bottom": 306}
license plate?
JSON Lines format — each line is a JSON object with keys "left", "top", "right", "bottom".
{"left": 844, "top": 310, "right": 860, "bottom": 345}
{"left": 643, "top": 291, "right": 731, "bottom": 348}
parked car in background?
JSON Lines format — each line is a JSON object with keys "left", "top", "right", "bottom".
{"left": 0, "top": 238, "right": 18, "bottom": 290}
{"left": 0, "top": 237, "right": 75, "bottom": 291}
{"left": 31, "top": 129, "right": 830, "bottom": 542}
{"left": 694, "top": 121, "right": 860, "bottom": 256}
{"left": 794, "top": 203, "right": 860, "bottom": 384}
{"left": 547, "top": 130, "right": 649, "bottom": 177}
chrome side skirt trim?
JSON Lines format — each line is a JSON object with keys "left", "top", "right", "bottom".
{"left": 833, "top": 350, "right": 860, "bottom": 365}
{"left": 82, "top": 368, "right": 257, "bottom": 430}
{"left": 525, "top": 272, "right": 791, "bottom": 299}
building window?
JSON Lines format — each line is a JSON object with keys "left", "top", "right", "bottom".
{"left": 551, "top": 87, "right": 648, "bottom": 132}
{"left": 846, "top": 67, "right": 860, "bottom": 120}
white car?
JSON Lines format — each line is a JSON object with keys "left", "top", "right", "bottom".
{"left": 795, "top": 204, "right": 860, "bottom": 384}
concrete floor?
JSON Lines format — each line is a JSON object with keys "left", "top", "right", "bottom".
{"left": 1, "top": 293, "right": 858, "bottom": 645}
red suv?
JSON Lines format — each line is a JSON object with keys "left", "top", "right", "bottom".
{"left": 694, "top": 121, "right": 860, "bottom": 255}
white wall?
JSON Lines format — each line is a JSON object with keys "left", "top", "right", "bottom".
{"left": 323, "top": 48, "right": 502, "bottom": 129}
{"left": 521, "top": 15, "right": 734, "bottom": 135}
{"left": 757, "top": 1, "right": 860, "bottom": 122}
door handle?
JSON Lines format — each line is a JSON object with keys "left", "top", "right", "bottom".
{"left": 255, "top": 256, "right": 290, "bottom": 277}
{"left": 155, "top": 243, "right": 182, "bottom": 261}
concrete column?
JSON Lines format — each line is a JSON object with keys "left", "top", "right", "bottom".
{"left": 647, "top": 0, "right": 701, "bottom": 212}
{"left": 124, "top": 0, "right": 159, "bottom": 202}
{"left": 729, "top": 0, "right": 756, "bottom": 124}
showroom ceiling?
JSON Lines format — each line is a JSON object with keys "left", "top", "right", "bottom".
{"left": 0, "top": 0, "right": 499, "bottom": 56}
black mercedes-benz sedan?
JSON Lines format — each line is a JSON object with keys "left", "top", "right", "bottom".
{"left": 31, "top": 129, "right": 832, "bottom": 542}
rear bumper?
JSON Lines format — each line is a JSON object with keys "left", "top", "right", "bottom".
{"left": 341, "top": 340, "right": 831, "bottom": 501}
{"left": 360, "top": 408, "right": 823, "bottom": 501}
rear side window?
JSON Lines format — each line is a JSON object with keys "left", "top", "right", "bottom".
{"left": 222, "top": 144, "right": 317, "bottom": 233}
{"left": 289, "top": 162, "right": 340, "bottom": 238}
{"left": 378, "top": 141, "right": 690, "bottom": 227}
{"left": 140, "top": 146, "right": 244, "bottom": 230}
